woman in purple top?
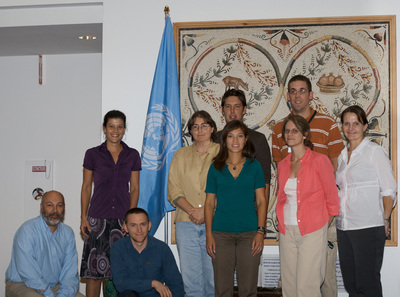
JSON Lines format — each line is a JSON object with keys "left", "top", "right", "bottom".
{"left": 79, "top": 110, "right": 141, "bottom": 297}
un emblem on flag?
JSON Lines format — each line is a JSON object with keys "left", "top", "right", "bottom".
{"left": 142, "top": 104, "right": 181, "bottom": 171}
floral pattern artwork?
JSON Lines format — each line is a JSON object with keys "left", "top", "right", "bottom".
{"left": 174, "top": 16, "right": 396, "bottom": 244}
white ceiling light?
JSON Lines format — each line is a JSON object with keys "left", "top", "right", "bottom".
{"left": 79, "top": 35, "right": 97, "bottom": 40}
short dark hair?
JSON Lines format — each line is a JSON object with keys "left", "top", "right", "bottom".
{"left": 340, "top": 105, "right": 369, "bottom": 138}
{"left": 288, "top": 75, "right": 312, "bottom": 92}
{"left": 103, "top": 110, "right": 127, "bottom": 128}
{"left": 213, "top": 120, "right": 255, "bottom": 171}
{"left": 221, "top": 89, "right": 247, "bottom": 107}
{"left": 124, "top": 207, "right": 149, "bottom": 224}
{"left": 282, "top": 115, "right": 314, "bottom": 150}
{"left": 187, "top": 110, "right": 217, "bottom": 141}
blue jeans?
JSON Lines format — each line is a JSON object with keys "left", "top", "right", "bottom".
{"left": 175, "top": 222, "right": 214, "bottom": 297}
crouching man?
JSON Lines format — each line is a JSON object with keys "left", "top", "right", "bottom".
{"left": 110, "top": 208, "right": 184, "bottom": 297}
{"left": 6, "top": 191, "right": 84, "bottom": 297}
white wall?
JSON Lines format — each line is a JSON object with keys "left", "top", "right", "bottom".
{"left": 0, "top": 53, "right": 102, "bottom": 295}
{"left": 0, "top": 1, "right": 102, "bottom": 28}
{"left": 102, "top": 1, "right": 400, "bottom": 296}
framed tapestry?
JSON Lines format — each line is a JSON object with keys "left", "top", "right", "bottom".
{"left": 172, "top": 15, "right": 397, "bottom": 246}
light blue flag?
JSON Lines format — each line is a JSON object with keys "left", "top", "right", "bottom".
{"left": 138, "top": 15, "right": 182, "bottom": 236}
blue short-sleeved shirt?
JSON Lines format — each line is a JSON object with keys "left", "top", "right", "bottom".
{"left": 206, "top": 158, "right": 265, "bottom": 233}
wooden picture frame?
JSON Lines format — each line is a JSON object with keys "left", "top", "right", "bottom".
{"left": 172, "top": 15, "right": 397, "bottom": 246}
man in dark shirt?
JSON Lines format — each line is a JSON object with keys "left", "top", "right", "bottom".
{"left": 110, "top": 208, "right": 184, "bottom": 297}
{"left": 216, "top": 89, "right": 271, "bottom": 201}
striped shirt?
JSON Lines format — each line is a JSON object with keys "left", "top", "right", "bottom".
{"left": 272, "top": 109, "right": 344, "bottom": 162}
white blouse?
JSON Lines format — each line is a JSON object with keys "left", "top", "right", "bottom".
{"left": 336, "top": 138, "right": 397, "bottom": 231}
{"left": 283, "top": 178, "right": 298, "bottom": 226}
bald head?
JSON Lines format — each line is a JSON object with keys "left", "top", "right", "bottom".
{"left": 41, "top": 190, "right": 65, "bottom": 206}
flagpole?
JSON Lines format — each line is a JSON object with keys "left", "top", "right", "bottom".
{"left": 138, "top": 2, "right": 181, "bottom": 241}
{"left": 163, "top": 4, "right": 170, "bottom": 245}
{"left": 164, "top": 5, "right": 170, "bottom": 20}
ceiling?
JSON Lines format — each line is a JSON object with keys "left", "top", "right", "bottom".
{"left": 0, "top": 23, "right": 102, "bottom": 56}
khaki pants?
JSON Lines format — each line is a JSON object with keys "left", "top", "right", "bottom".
{"left": 6, "top": 281, "right": 85, "bottom": 297}
{"left": 279, "top": 224, "right": 327, "bottom": 297}
{"left": 212, "top": 231, "right": 261, "bottom": 297}
{"left": 321, "top": 221, "right": 338, "bottom": 297}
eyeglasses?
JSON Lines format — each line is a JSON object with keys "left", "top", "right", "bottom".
{"left": 284, "top": 128, "right": 300, "bottom": 134}
{"left": 288, "top": 88, "right": 309, "bottom": 95}
{"left": 191, "top": 124, "right": 210, "bottom": 131}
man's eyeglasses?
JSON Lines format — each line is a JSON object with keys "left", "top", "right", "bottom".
{"left": 288, "top": 88, "right": 309, "bottom": 95}
{"left": 191, "top": 124, "right": 210, "bottom": 131}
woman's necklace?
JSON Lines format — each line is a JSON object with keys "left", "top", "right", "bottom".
{"left": 227, "top": 157, "right": 245, "bottom": 170}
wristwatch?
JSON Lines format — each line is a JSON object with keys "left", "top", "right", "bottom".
{"left": 257, "top": 226, "right": 266, "bottom": 235}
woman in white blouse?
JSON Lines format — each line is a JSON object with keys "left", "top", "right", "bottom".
{"left": 336, "top": 105, "right": 397, "bottom": 297}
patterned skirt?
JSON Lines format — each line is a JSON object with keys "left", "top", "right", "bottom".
{"left": 80, "top": 217, "right": 124, "bottom": 279}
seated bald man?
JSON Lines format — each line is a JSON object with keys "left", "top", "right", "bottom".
{"left": 6, "top": 190, "right": 84, "bottom": 297}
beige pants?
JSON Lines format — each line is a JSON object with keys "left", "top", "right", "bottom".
{"left": 279, "top": 224, "right": 328, "bottom": 297}
{"left": 6, "top": 281, "right": 85, "bottom": 297}
{"left": 321, "top": 220, "right": 338, "bottom": 297}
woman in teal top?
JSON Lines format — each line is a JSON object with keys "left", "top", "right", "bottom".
{"left": 205, "top": 120, "right": 267, "bottom": 297}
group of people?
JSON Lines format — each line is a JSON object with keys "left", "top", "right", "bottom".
{"left": 273, "top": 76, "right": 396, "bottom": 297}
{"left": 5, "top": 74, "right": 397, "bottom": 297}
{"left": 168, "top": 75, "right": 396, "bottom": 297}
{"left": 168, "top": 90, "right": 271, "bottom": 297}
{"left": 5, "top": 110, "right": 182, "bottom": 297}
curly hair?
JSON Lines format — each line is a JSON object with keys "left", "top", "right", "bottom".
{"left": 187, "top": 110, "right": 217, "bottom": 142}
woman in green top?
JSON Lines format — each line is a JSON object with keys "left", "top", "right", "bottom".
{"left": 205, "top": 120, "right": 267, "bottom": 297}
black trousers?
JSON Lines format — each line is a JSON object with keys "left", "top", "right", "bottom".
{"left": 337, "top": 226, "right": 385, "bottom": 297}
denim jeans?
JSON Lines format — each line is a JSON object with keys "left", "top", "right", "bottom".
{"left": 175, "top": 222, "right": 214, "bottom": 297}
